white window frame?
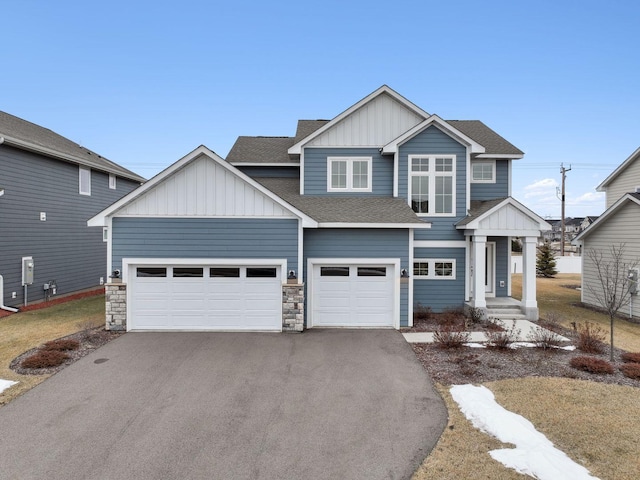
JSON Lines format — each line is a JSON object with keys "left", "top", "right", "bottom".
{"left": 79, "top": 166, "right": 91, "bottom": 196}
{"left": 471, "top": 160, "right": 496, "bottom": 183}
{"left": 109, "top": 174, "right": 117, "bottom": 189}
{"left": 408, "top": 155, "right": 456, "bottom": 216}
{"left": 327, "top": 157, "right": 372, "bottom": 192}
{"left": 413, "top": 258, "right": 456, "bottom": 280}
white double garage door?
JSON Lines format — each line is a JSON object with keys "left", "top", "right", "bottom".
{"left": 126, "top": 259, "right": 398, "bottom": 331}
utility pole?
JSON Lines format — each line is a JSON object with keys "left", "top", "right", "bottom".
{"left": 559, "top": 163, "right": 571, "bottom": 256}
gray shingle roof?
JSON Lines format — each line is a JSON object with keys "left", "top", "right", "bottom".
{"left": 226, "top": 136, "right": 296, "bottom": 164}
{"left": 0, "top": 110, "right": 145, "bottom": 182}
{"left": 294, "top": 120, "right": 329, "bottom": 143}
{"left": 446, "top": 120, "right": 524, "bottom": 156}
{"left": 255, "top": 177, "right": 428, "bottom": 225}
{"left": 456, "top": 198, "right": 508, "bottom": 227}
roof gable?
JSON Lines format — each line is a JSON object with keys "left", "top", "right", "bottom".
{"left": 574, "top": 192, "right": 640, "bottom": 243}
{"left": 288, "top": 86, "right": 429, "bottom": 154}
{"left": 456, "top": 197, "right": 551, "bottom": 236}
{"left": 597, "top": 146, "right": 640, "bottom": 191}
{"left": 89, "top": 146, "right": 316, "bottom": 227}
{"left": 0, "top": 111, "right": 145, "bottom": 182}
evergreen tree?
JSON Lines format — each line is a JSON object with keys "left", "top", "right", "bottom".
{"left": 536, "top": 243, "right": 558, "bottom": 278}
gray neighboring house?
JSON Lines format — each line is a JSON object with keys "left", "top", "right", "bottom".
{"left": 0, "top": 111, "right": 144, "bottom": 310}
{"left": 574, "top": 146, "right": 640, "bottom": 319}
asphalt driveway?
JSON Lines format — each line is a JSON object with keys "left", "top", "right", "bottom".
{"left": 0, "top": 330, "right": 446, "bottom": 480}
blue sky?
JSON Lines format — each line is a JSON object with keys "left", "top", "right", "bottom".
{"left": 2, "top": 0, "right": 639, "bottom": 218}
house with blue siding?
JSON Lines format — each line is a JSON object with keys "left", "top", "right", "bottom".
{"left": 0, "top": 111, "right": 144, "bottom": 311}
{"left": 90, "top": 86, "right": 549, "bottom": 332}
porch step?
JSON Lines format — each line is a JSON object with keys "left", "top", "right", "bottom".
{"left": 486, "top": 306, "right": 527, "bottom": 321}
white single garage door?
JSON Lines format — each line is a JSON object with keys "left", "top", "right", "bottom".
{"left": 128, "top": 264, "right": 282, "bottom": 331}
{"left": 310, "top": 263, "right": 396, "bottom": 328}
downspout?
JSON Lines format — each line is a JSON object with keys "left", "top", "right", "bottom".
{"left": 0, "top": 275, "right": 19, "bottom": 313}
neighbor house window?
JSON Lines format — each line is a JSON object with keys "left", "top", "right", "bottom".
{"left": 79, "top": 166, "right": 91, "bottom": 195}
{"left": 409, "top": 155, "right": 455, "bottom": 215}
{"left": 413, "top": 259, "right": 456, "bottom": 279}
{"left": 327, "top": 157, "right": 372, "bottom": 192}
{"left": 471, "top": 160, "right": 495, "bottom": 183}
{"left": 109, "top": 174, "right": 117, "bottom": 189}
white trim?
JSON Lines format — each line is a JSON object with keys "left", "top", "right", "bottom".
{"left": 111, "top": 214, "right": 299, "bottom": 220}
{"left": 229, "top": 162, "right": 300, "bottom": 167}
{"left": 507, "top": 236, "right": 512, "bottom": 296}
{"left": 108, "top": 174, "right": 116, "bottom": 189}
{"left": 456, "top": 197, "right": 551, "bottom": 232}
{"left": 288, "top": 85, "right": 429, "bottom": 155}
{"left": 475, "top": 153, "right": 523, "bottom": 159}
{"left": 306, "top": 257, "right": 401, "bottom": 330}
{"left": 596, "top": 146, "right": 640, "bottom": 191}
{"left": 318, "top": 222, "right": 431, "bottom": 229}
{"left": 466, "top": 148, "right": 471, "bottom": 212}
{"left": 413, "top": 258, "right": 457, "bottom": 280}
{"left": 508, "top": 159, "right": 512, "bottom": 196}
{"left": 382, "top": 115, "right": 485, "bottom": 155}
{"left": 327, "top": 156, "right": 372, "bottom": 192}
{"left": 299, "top": 150, "right": 305, "bottom": 195}
{"left": 408, "top": 229, "right": 414, "bottom": 327}
{"left": 573, "top": 192, "right": 640, "bottom": 243}
{"left": 465, "top": 236, "right": 471, "bottom": 301}
{"left": 463, "top": 228, "right": 543, "bottom": 237}
{"left": 485, "top": 242, "right": 496, "bottom": 297}
{"left": 470, "top": 159, "right": 496, "bottom": 183}
{"left": 298, "top": 220, "right": 304, "bottom": 282}
{"left": 88, "top": 146, "right": 318, "bottom": 228}
{"left": 79, "top": 166, "right": 91, "bottom": 196}
{"left": 408, "top": 154, "right": 457, "bottom": 217}
{"left": 414, "top": 240, "right": 466, "bottom": 248}
{"left": 106, "top": 216, "right": 113, "bottom": 282}
{"left": 393, "top": 151, "right": 399, "bottom": 198}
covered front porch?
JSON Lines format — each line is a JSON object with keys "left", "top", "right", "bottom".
{"left": 457, "top": 198, "right": 552, "bottom": 321}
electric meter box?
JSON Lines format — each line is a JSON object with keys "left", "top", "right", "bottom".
{"left": 22, "top": 256, "right": 34, "bottom": 286}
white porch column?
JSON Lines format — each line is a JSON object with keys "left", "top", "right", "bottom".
{"left": 521, "top": 236, "right": 539, "bottom": 320}
{"left": 470, "top": 235, "right": 487, "bottom": 309}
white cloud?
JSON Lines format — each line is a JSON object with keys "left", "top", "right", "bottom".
{"left": 571, "top": 191, "right": 605, "bottom": 203}
{"left": 523, "top": 178, "right": 559, "bottom": 199}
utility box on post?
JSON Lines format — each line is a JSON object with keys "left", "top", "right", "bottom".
{"left": 22, "top": 257, "right": 34, "bottom": 286}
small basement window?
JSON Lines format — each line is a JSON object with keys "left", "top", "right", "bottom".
{"left": 137, "top": 267, "right": 167, "bottom": 278}
{"left": 246, "top": 267, "right": 277, "bottom": 278}
{"left": 173, "top": 267, "right": 204, "bottom": 278}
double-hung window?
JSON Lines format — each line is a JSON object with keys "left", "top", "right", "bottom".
{"left": 327, "top": 157, "right": 372, "bottom": 192}
{"left": 409, "top": 155, "right": 455, "bottom": 215}
{"left": 471, "top": 160, "right": 495, "bottom": 183}
{"left": 413, "top": 259, "right": 456, "bottom": 279}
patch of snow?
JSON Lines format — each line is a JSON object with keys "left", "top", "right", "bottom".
{"left": 450, "top": 384, "right": 599, "bottom": 480}
{"left": 463, "top": 343, "right": 486, "bottom": 348}
{"left": 0, "top": 379, "right": 18, "bottom": 394}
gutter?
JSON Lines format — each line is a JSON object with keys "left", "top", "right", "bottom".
{"left": 0, "top": 275, "right": 19, "bottom": 313}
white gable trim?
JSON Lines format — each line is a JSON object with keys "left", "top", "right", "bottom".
{"left": 287, "top": 85, "right": 429, "bottom": 154}
{"left": 88, "top": 145, "right": 317, "bottom": 228}
{"left": 573, "top": 193, "right": 640, "bottom": 243}
{"left": 230, "top": 162, "right": 300, "bottom": 167}
{"left": 597, "top": 146, "right": 640, "bottom": 191}
{"left": 457, "top": 197, "right": 551, "bottom": 233}
{"left": 476, "top": 153, "right": 524, "bottom": 159}
{"left": 382, "top": 115, "right": 485, "bottom": 155}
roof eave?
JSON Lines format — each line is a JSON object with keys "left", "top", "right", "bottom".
{"left": 573, "top": 193, "right": 640, "bottom": 244}
{"left": 596, "top": 146, "right": 640, "bottom": 190}
{"left": 317, "top": 222, "right": 431, "bottom": 229}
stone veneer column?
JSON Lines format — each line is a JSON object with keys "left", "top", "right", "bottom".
{"left": 282, "top": 284, "right": 304, "bottom": 332}
{"left": 105, "top": 283, "right": 127, "bottom": 331}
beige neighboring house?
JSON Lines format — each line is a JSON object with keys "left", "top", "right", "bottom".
{"left": 574, "top": 147, "right": 640, "bottom": 319}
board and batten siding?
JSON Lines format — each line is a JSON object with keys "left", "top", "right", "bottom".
{"left": 306, "top": 92, "right": 423, "bottom": 147}
{"left": 581, "top": 201, "right": 640, "bottom": 318}
{"left": 303, "top": 148, "right": 393, "bottom": 196}
{"left": 398, "top": 126, "right": 468, "bottom": 241}
{"left": 111, "top": 217, "right": 298, "bottom": 273}
{"left": 0, "top": 144, "right": 140, "bottom": 307}
{"left": 117, "top": 154, "right": 295, "bottom": 218}
{"left": 413, "top": 247, "right": 466, "bottom": 312}
{"left": 303, "top": 228, "right": 410, "bottom": 327}
{"left": 470, "top": 160, "right": 510, "bottom": 200}
{"left": 604, "top": 159, "right": 640, "bottom": 209}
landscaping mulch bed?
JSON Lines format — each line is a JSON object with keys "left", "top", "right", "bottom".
{"left": 10, "top": 327, "right": 123, "bottom": 375}
{"left": 411, "top": 319, "right": 640, "bottom": 389}
{"left": 0, "top": 287, "right": 104, "bottom": 319}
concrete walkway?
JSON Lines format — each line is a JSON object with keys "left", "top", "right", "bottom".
{"left": 403, "top": 319, "right": 570, "bottom": 344}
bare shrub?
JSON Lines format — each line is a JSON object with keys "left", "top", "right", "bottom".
{"left": 21, "top": 350, "right": 69, "bottom": 369}
{"left": 486, "top": 321, "right": 521, "bottom": 349}
{"left": 43, "top": 339, "right": 80, "bottom": 351}
{"left": 466, "top": 307, "right": 485, "bottom": 325}
{"left": 414, "top": 303, "right": 432, "bottom": 321}
{"left": 543, "top": 311, "right": 562, "bottom": 328}
{"left": 569, "top": 356, "right": 614, "bottom": 375}
{"left": 527, "top": 326, "right": 565, "bottom": 349}
{"left": 433, "top": 325, "right": 470, "bottom": 349}
{"left": 435, "top": 307, "right": 466, "bottom": 328}
{"left": 573, "top": 322, "right": 607, "bottom": 354}
{"left": 619, "top": 363, "right": 640, "bottom": 380}
{"left": 620, "top": 352, "right": 640, "bottom": 364}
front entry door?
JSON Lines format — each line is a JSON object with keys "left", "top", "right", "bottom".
{"left": 485, "top": 243, "right": 495, "bottom": 296}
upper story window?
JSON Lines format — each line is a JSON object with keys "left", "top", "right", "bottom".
{"left": 79, "top": 166, "right": 91, "bottom": 196}
{"left": 327, "top": 157, "right": 372, "bottom": 192}
{"left": 471, "top": 160, "right": 495, "bottom": 183}
{"left": 409, "top": 155, "right": 455, "bottom": 216}
{"left": 109, "top": 174, "right": 117, "bottom": 189}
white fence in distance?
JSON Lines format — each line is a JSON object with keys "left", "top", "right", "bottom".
{"left": 511, "top": 255, "right": 581, "bottom": 274}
